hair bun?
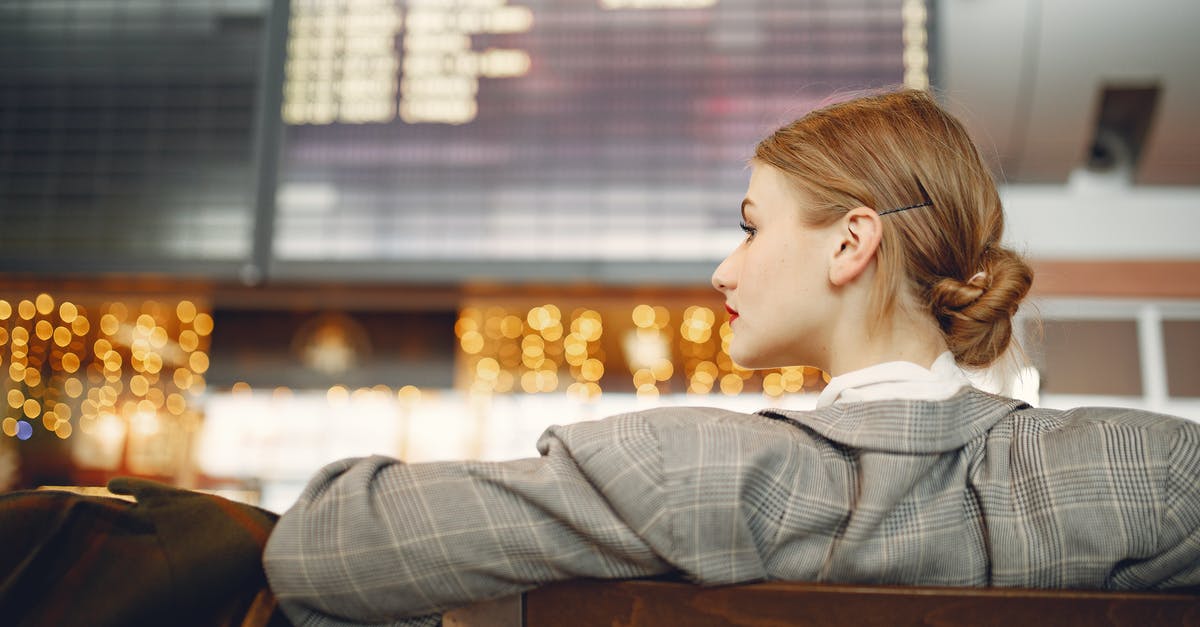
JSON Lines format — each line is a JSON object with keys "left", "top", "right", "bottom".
{"left": 929, "top": 247, "right": 1033, "bottom": 368}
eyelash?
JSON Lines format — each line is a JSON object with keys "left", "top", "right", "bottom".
{"left": 739, "top": 221, "right": 757, "bottom": 240}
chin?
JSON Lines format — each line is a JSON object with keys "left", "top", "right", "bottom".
{"left": 730, "top": 344, "right": 810, "bottom": 371}
{"left": 728, "top": 347, "right": 772, "bottom": 371}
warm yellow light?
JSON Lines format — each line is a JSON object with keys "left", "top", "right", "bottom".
{"left": 454, "top": 315, "right": 479, "bottom": 337}
{"left": 71, "top": 315, "right": 90, "bottom": 336}
{"left": 23, "top": 399, "right": 40, "bottom": 419}
{"left": 762, "top": 372, "right": 785, "bottom": 397}
{"left": 144, "top": 353, "right": 163, "bottom": 374}
{"left": 720, "top": 373, "right": 744, "bottom": 395}
{"left": 632, "top": 368, "right": 656, "bottom": 388}
{"left": 2, "top": 417, "right": 17, "bottom": 437}
{"left": 42, "top": 411, "right": 59, "bottom": 431}
{"left": 149, "top": 327, "right": 168, "bottom": 349}
{"left": 135, "top": 314, "right": 156, "bottom": 334}
{"left": 7, "top": 389, "right": 23, "bottom": 409}
{"left": 326, "top": 385, "right": 349, "bottom": 404}
{"left": 103, "top": 351, "right": 123, "bottom": 371}
{"left": 145, "top": 387, "right": 165, "bottom": 408}
{"left": 176, "top": 300, "right": 198, "bottom": 324}
{"left": 519, "top": 371, "right": 539, "bottom": 394}
{"left": 100, "top": 314, "right": 120, "bottom": 336}
{"left": 55, "top": 421, "right": 72, "bottom": 439}
{"left": 23, "top": 368, "right": 41, "bottom": 388}
{"left": 59, "top": 302, "right": 78, "bottom": 323}
{"left": 232, "top": 381, "right": 253, "bottom": 395}
{"left": 94, "top": 338, "right": 112, "bottom": 356}
{"left": 189, "top": 351, "right": 210, "bottom": 374}
{"left": 61, "top": 352, "right": 80, "bottom": 373}
{"left": 11, "top": 326, "right": 28, "bottom": 345}
{"left": 54, "top": 402, "right": 71, "bottom": 421}
{"left": 35, "top": 320, "right": 53, "bottom": 341}
{"left": 576, "top": 315, "right": 603, "bottom": 342}
{"left": 0, "top": 327, "right": 7, "bottom": 346}
{"left": 460, "top": 330, "right": 484, "bottom": 354}
{"left": 540, "top": 322, "right": 563, "bottom": 342}
{"left": 65, "top": 377, "right": 83, "bottom": 398}
{"left": 0, "top": 300, "right": 10, "bottom": 320}
{"left": 500, "top": 315, "right": 523, "bottom": 339}
{"left": 130, "top": 375, "right": 150, "bottom": 397}
{"left": 688, "top": 380, "right": 712, "bottom": 395}
{"left": 632, "top": 304, "right": 656, "bottom": 329}
{"left": 475, "top": 357, "right": 500, "bottom": 381}
{"left": 35, "top": 293, "right": 54, "bottom": 316}
{"left": 781, "top": 367, "right": 806, "bottom": 393}
{"left": 653, "top": 306, "right": 670, "bottom": 329}
{"left": 53, "top": 326, "right": 71, "bottom": 347}
{"left": 636, "top": 383, "right": 659, "bottom": 398}
{"left": 167, "top": 393, "right": 187, "bottom": 415}
{"left": 564, "top": 335, "right": 587, "bottom": 364}
{"left": 581, "top": 358, "right": 604, "bottom": 382}
{"left": 650, "top": 359, "right": 674, "bottom": 382}
{"left": 108, "top": 383, "right": 126, "bottom": 401}
{"left": 398, "top": 385, "right": 421, "bottom": 403}
{"left": 193, "top": 313, "right": 214, "bottom": 336}
{"left": 18, "top": 300, "right": 36, "bottom": 320}
{"left": 179, "top": 330, "right": 199, "bottom": 352}
{"left": 526, "top": 306, "right": 548, "bottom": 331}
{"left": 173, "top": 368, "right": 194, "bottom": 390}
{"left": 521, "top": 335, "right": 544, "bottom": 356}
{"left": 107, "top": 301, "right": 128, "bottom": 320}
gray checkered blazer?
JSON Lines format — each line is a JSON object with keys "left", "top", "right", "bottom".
{"left": 264, "top": 389, "right": 1200, "bottom": 626}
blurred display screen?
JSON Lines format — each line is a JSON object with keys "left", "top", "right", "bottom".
{"left": 0, "top": 0, "right": 269, "bottom": 272}
{"left": 275, "top": 0, "right": 910, "bottom": 265}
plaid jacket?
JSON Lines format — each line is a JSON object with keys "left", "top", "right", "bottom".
{"left": 264, "top": 389, "right": 1200, "bottom": 626}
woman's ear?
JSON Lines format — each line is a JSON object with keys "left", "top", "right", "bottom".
{"left": 828, "top": 207, "right": 883, "bottom": 286}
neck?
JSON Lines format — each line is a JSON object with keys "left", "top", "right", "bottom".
{"left": 825, "top": 301, "right": 949, "bottom": 377}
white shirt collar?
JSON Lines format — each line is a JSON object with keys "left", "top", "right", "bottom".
{"left": 815, "top": 351, "right": 973, "bottom": 408}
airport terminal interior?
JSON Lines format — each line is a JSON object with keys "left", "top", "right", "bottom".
{"left": 1, "top": 0, "right": 1198, "bottom": 513}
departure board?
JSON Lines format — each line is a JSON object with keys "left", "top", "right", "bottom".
{"left": 274, "top": 0, "right": 922, "bottom": 272}
{"left": 0, "top": 0, "right": 271, "bottom": 275}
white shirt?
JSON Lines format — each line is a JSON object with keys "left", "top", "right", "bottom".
{"left": 815, "top": 351, "right": 973, "bottom": 408}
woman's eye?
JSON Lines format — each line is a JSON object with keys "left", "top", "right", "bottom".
{"left": 739, "top": 221, "right": 757, "bottom": 240}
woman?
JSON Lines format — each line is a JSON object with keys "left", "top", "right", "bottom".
{"left": 263, "top": 89, "right": 1200, "bottom": 626}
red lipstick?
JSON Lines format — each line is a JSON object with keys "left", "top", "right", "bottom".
{"left": 725, "top": 304, "right": 738, "bottom": 323}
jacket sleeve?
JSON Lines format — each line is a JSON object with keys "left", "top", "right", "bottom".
{"left": 263, "top": 413, "right": 674, "bottom": 626}
{"left": 1147, "top": 418, "right": 1200, "bottom": 589}
{"left": 1109, "top": 417, "right": 1200, "bottom": 589}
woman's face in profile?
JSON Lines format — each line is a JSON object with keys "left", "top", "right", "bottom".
{"left": 711, "top": 164, "right": 841, "bottom": 371}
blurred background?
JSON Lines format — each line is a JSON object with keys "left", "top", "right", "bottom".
{"left": 1, "top": 0, "right": 1197, "bottom": 512}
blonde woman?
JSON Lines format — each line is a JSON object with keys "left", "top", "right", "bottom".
{"left": 264, "top": 90, "right": 1200, "bottom": 626}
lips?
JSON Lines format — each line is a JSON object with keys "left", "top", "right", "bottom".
{"left": 724, "top": 304, "right": 738, "bottom": 323}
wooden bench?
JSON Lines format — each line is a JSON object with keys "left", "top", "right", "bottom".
{"left": 444, "top": 579, "right": 1200, "bottom": 627}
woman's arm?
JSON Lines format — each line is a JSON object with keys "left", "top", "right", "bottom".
{"left": 263, "top": 417, "right": 674, "bottom": 625}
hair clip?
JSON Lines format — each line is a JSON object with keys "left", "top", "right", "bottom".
{"left": 877, "top": 200, "right": 933, "bottom": 216}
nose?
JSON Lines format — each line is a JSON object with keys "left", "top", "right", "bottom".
{"left": 711, "top": 248, "right": 739, "bottom": 293}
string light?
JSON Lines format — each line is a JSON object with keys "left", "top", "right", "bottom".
{"left": 1, "top": 295, "right": 212, "bottom": 473}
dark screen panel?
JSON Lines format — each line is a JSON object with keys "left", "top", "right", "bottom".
{"left": 0, "top": 0, "right": 270, "bottom": 274}
{"left": 274, "top": 0, "right": 909, "bottom": 270}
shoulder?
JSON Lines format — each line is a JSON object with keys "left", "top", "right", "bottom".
{"left": 1001, "top": 403, "right": 1197, "bottom": 448}
{"left": 541, "top": 405, "right": 831, "bottom": 479}
{"left": 990, "top": 403, "right": 1200, "bottom": 490}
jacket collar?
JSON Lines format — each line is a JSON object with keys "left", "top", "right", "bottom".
{"left": 761, "top": 388, "right": 1029, "bottom": 454}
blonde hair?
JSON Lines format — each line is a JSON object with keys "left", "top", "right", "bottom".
{"left": 754, "top": 89, "right": 1032, "bottom": 368}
